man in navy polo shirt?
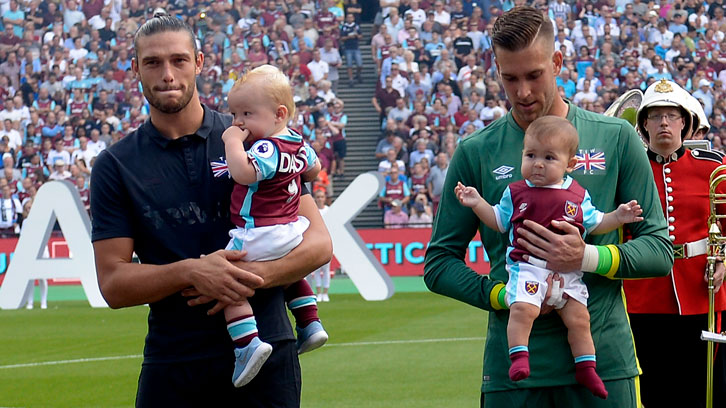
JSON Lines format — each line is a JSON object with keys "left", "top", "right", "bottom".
{"left": 90, "top": 16, "right": 331, "bottom": 407}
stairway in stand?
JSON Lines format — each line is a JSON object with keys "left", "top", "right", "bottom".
{"left": 333, "top": 22, "right": 384, "bottom": 228}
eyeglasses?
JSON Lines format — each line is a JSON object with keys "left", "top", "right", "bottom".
{"left": 647, "top": 113, "right": 682, "bottom": 122}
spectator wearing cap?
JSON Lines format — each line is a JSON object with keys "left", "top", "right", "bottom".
{"left": 48, "top": 159, "right": 71, "bottom": 181}
{"left": 384, "top": 199, "right": 408, "bottom": 229}
{"left": 693, "top": 78, "right": 714, "bottom": 117}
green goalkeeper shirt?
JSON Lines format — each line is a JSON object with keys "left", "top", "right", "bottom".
{"left": 424, "top": 102, "right": 673, "bottom": 393}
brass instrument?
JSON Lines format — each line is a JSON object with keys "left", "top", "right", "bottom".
{"left": 703, "top": 165, "right": 726, "bottom": 408}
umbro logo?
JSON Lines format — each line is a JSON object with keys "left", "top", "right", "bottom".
{"left": 493, "top": 165, "right": 514, "bottom": 180}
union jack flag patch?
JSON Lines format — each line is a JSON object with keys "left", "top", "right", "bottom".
{"left": 574, "top": 150, "right": 606, "bottom": 174}
{"left": 211, "top": 158, "right": 230, "bottom": 178}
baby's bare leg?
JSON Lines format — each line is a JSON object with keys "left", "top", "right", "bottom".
{"left": 557, "top": 299, "right": 608, "bottom": 399}
{"left": 557, "top": 299, "right": 594, "bottom": 357}
{"left": 506, "top": 302, "right": 540, "bottom": 381}
{"left": 507, "top": 302, "right": 540, "bottom": 349}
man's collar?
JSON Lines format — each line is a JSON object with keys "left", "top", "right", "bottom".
{"left": 647, "top": 145, "right": 686, "bottom": 163}
{"left": 145, "top": 103, "right": 212, "bottom": 149}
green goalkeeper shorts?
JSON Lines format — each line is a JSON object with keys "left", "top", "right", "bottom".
{"left": 481, "top": 377, "right": 640, "bottom": 408}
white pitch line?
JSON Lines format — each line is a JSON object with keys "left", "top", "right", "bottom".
{"left": 324, "top": 337, "right": 485, "bottom": 347}
{"left": 0, "top": 337, "right": 486, "bottom": 369}
{"left": 0, "top": 354, "right": 142, "bottom": 369}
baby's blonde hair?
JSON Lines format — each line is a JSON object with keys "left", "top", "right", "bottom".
{"left": 525, "top": 116, "right": 579, "bottom": 157}
{"left": 232, "top": 64, "right": 295, "bottom": 120}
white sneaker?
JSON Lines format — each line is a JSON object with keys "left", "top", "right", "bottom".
{"left": 41, "top": 303, "right": 47, "bottom": 309}
{"left": 26, "top": 303, "right": 33, "bottom": 310}
{"left": 316, "top": 294, "right": 322, "bottom": 302}
{"left": 322, "top": 294, "right": 330, "bottom": 302}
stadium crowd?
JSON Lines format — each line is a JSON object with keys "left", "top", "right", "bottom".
{"left": 372, "top": 0, "right": 726, "bottom": 226}
{"left": 1, "top": 0, "right": 726, "bottom": 232}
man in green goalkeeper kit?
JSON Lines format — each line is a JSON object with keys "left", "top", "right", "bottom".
{"left": 424, "top": 6, "right": 673, "bottom": 407}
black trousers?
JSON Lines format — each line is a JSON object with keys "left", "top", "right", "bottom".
{"left": 136, "top": 339, "right": 301, "bottom": 408}
{"left": 629, "top": 313, "right": 726, "bottom": 408}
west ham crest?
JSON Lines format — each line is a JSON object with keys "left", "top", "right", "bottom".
{"left": 525, "top": 281, "right": 539, "bottom": 295}
{"left": 565, "top": 200, "right": 579, "bottom": 217}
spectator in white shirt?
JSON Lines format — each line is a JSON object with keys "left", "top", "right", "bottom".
{"left": 307, "top": 49, "right": 330, "bottom": 84}
{"left": 88, "top": 128, "right": 108, "bottom": 154}
{"left": 0, "top": 119, "right": 20, "bottom": 149}
{"left": 432, "top": 1, "right": 450, "bottom": 28}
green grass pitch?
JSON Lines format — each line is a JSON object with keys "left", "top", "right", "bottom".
{"left": 0, "top": 290, "right": 488, "bottom": 407}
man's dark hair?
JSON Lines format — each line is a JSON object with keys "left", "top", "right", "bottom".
{"left": 133, "top": 16, "right": 198, "bottom": 57}
{"left": 491, "top": 6, "right": 554, "bottom": 54}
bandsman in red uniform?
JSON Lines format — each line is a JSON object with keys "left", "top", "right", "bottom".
{"left": 624, "top": 79, "right": 726, "bottom": 408}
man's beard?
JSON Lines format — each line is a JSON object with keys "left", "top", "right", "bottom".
{"left": 144, "top": 85, "right": 195, "bottom": 114}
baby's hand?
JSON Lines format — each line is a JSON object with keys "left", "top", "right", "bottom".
{"left": 616, "top": 200, "right": 644, "bottom": 224}
{"left": 455, "top": 181, "right": 483, "bottom": 208}
{"left": 222, "top": 126, "right": 250, "bottom": 143}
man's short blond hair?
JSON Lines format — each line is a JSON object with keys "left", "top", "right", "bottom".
{"left": 232, "top": 64, "right": 295, "bottom": 120}
{"left": 524, "top": 116, "right": 579, "bottom": 156}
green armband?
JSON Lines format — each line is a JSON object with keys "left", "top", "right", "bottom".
{"left": 490, "top": 283, "right": 508, "bottom": 310}
{"left": 591, "top": 244, "right": 621, "bottom": 278}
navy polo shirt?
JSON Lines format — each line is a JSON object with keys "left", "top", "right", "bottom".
{"left": 91, "top": 104, "right": 297, "bottom": 363}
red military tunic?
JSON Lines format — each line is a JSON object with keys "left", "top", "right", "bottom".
{"left": 624, "top": 146, "right": 726, "bottom": 315}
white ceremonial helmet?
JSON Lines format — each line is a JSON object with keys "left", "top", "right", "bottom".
{"left": 636, "top": 79, "right": 694, "bottom": 141}
{"left": 683, "top": 92, "right": 710, "bottom": 136}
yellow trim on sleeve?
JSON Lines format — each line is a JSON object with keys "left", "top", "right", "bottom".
{"left": 604, "top": 244, "right": 620, "bottom": 279}
{"left": 490, "top": 283, "right": 507, "bottom": 310}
